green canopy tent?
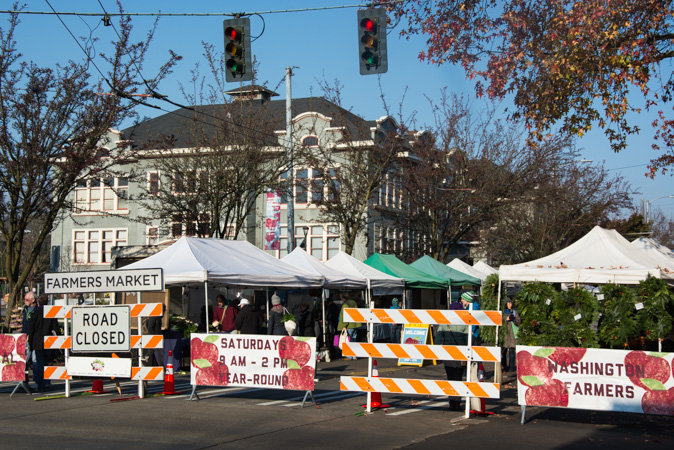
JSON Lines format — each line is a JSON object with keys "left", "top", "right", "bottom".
{"left": 410, "top": 255, "right": 481, "bottom": 287}
{"left": 410, "top": 255, "right": 481, "bottom": 305}
{"left": 364, "top": 253, "right": 449, "bottom": 309}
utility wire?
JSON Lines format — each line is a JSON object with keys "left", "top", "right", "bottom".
{"left": 2, "top": 2, "right": 403, "bottom": 18}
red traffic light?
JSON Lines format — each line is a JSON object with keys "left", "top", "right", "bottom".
{"left": 225, "top": 26, "right": 240, "bottom": 42}
{"left": 360, "top": 18, "right": 375, "bottom": 32}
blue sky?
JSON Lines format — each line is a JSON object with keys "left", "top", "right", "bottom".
{"left": 7, "top": 1, "right": 674, "bottom": 219}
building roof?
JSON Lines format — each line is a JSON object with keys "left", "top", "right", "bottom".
{"left": 121, "top": 96, "right": 377, "bottom": 150}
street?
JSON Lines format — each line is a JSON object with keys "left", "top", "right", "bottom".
{"left": 1, "top": 357, "right": 673, "bottom": 449}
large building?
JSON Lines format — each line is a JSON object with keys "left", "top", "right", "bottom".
{"left": 50, "top": 86, "right": 412, "bottom": 272}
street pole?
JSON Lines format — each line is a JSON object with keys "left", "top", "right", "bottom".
{"left": 645, "top": 195, "right": 674, "bottom": 223}
{"left": 286, "top": 67, "right": 295, "bottom": 255}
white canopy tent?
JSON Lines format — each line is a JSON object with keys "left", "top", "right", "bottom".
{"left": 499, "top": 226, "right": 671, "bottom": 285}
{"left": 324, "top": 251, "right": 405, "bottom": 296}
{"left": 123, "top": 237, "right": 325, "bottom": 287}
{"left": 282, "top": 248, "right": 369, "bottom": 344}
{"left": 473, "top": 260, "right": 498, "bottom": 279}
{"left": 122, "top": 237, "right": 325, "bottom": 329}
{"left": 630, "top": 237, "right": 674, "bottom": 277}
{"left": 282, "top": 248, "right": 368, "bottom": 289}
{"left": 447, "top": 258, "right": 488, "bottom": 282}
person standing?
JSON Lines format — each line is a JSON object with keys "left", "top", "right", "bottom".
{"left": 28, "top": 295, "right": 59, "bottom": 391}
{"left": 503, "top": 298, "right": 521, "bottom": 373}
{"left": 235, "top": 298, "right": 260, "bottom": 335}
{"left": 337, "top": 294, "right": 359, "bottom": 360}
{"left": 267, "top": 294, "right": 287, "bottom": 336}
{"left": 460, "top": 291, "right": 480, "bottom": 343}
{"left": 22, "top": 292, "right": 37, "bottom": 383}
{"left": 389, "top": 298, "right": 402, "bottom": 343}
{"left": 437, "top": 301, "right": 469, "bottom": 411}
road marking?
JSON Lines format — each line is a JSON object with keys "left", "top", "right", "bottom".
{"left": 386, "top": 400, "right": 449, "bottom": 415}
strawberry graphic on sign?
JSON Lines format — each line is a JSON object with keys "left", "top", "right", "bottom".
{"left": 279, "top": 336, "right": 314, "bottom": 391}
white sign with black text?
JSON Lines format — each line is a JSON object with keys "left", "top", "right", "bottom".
{"left": 44, "top": 268, "right": 164, "bottom": 294}
{"left": 71, "top": 305, "right": 130, "bottom": 352}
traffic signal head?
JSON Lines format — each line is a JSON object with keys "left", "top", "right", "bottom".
{"left": 357, "top": 8, "right": 388, "bottom": 75}
{"left": 223, "top": 17, "right": 252, "bottom": 82}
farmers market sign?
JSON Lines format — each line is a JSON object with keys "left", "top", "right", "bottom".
{"left": 44, "top": 268, "right": 164, "bottom": 294}
{"left": 516, "top": 345, "right": 674, "bottom": 416}
{"left": 190, "top": 334, "right": 316, "bottom": 391}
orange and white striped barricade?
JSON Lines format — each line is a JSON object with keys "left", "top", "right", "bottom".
{"left": 131, "top": 366, "right": 164, "bottom": 381}
{"left": 44, "top": 366, "right": 71, "bottom": 381}
{"left": 41, "top": 303, "right": 165, "bottom": 399}
{"left": 341, "top": 308, "right": 502, "bottom": 417}
{"left": 341, "top": 342, "right": 501, "bottom": 363}
{"left": 340, "top": 376, "right": 500, "bottom": 399}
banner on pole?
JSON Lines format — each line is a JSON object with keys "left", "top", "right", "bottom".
{"left": 190, "top": 333, "right": 316, "bottom": 391}
{"left": 264, "top": 191, "right": 282, "bottom": 250}
{"left": 517, "top": 345, "right": 674, "bottom": 416}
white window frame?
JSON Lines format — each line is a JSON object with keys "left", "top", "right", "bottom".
{"left": 73, "top": 228, "right": 128, "bottom": 265}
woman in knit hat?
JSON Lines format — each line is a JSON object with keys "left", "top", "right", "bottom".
{"left": 267, "top": 294, "right": 288, "bottom": 336}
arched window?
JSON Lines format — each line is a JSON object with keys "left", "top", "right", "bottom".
{"left": 302, "top": 136, "right": 319, "bottom": 147}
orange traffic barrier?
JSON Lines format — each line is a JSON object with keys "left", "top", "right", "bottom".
{"left": 362, "top": 359, "right": 389, "bottom": 409}
{"left": 87, "top": 379, "right": 105, "bottom": 394}
{"left": 161, "top": 351, "right": 178, "bottom": 395}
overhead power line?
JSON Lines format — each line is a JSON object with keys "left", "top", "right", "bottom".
{"left": 1, "top": 2, "right": 404, "bottom": 18}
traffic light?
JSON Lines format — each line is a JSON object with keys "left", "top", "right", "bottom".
{"left": 357, "top": 8, "right": 388, "bottom": 75}
{"left": 223, "top": 17, "right": 252, "bottom": 82}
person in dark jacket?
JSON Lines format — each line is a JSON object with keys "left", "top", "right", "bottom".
{"left": 267, "top": 294, "right": 287, "bottom": 336}
{"left": 235, "top": 298, "right": 260, "bottom": 335}
{"left": 28, "top": 295, "right": 59, "bottom": 391}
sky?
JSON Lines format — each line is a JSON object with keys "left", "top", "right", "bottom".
{"left": 6, "top": 0, "right": 674, "bottom": 219}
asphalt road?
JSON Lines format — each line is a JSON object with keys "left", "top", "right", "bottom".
{"left": 2, "top": 358, "right": 673, "bottom": 449}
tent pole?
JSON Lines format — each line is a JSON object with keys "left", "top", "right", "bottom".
{"left": 265, "top": 289, "right": 270, "bottom": 325}
{"left": 494, "top": 279, "right": 503, "bottom": 385}
{"left": 321, "top": 289, "right": 327, "bottom": 348}
{"left": 204, "top": 282, "right": 209, "bottom": 335}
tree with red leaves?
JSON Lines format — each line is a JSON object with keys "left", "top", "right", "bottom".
{"left": 387, "top": 0, "right": 674, "bottom": 176}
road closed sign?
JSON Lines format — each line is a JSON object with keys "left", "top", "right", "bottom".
{"left": 71, "top": 305, "right": 130, "bottom": 353}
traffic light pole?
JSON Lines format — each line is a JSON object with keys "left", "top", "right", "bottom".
{"left": 285, "top": 67, "right": 295, "bottom": 255}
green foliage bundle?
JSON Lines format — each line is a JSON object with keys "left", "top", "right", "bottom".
{"left": 479, "top": 276, "right": 673, "bottom": 349}
{"left": 514, "top": 282, "right": 563, "bottom": 346}
{"left": 596, "top": 284, "right": 639, "bottom": 348}
{"left": 635, "top": 276, "right": 674, "bottom": 342}
{"left": 478, "top": 273, "right": 504, "bottom": 345}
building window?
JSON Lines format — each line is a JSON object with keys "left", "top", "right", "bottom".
{"left": 302, "top": 136, "right": 319, "bottom": 147}
{"left": 171, "top": 213, "right": 210, "bottom": 238}
{"left": 281, "top": 168, "right": 337, "bottom": 206}
{"left": 173, "top": 171, "right": 197, "bottom": 194}
{"left": 277, "top": 223, "right": 340, "bottom": 261}
{"left": 73, "top": 228, "right": 127, "bottom": 265}
{"left": 74, "top": 177, "right": 128, "bottom": 213}
{"left": 148, "top": 172, "right": 160, "bottom": 195}
{"left": 296, "top": 169, "right": 308, "bottom": 204}
{"left": 147, "top": 227, "right": 159, "bottom": 245}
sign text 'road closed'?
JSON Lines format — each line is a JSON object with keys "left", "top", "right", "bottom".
{"left": 71, "top": 305, "right": 130, "bottom": 352}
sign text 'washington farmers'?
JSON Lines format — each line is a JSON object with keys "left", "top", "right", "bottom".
{"left": 44, "top": 268, "right": 164, "bottom": 294}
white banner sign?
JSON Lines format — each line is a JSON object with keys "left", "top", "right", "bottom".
{"left": 517, "top": 345, "right": 674, "bottom": 416}
{"left": 44, "top": 268, "right": 164, "bottom": 294}
{"left": 71, "top": 305, "right": 130, "bottom": 353}
{"left": 190, "top": 333, "right": 316, "bottom": 391}
{"left": 67, "top": 356, "right": 132, "bottom": 378}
